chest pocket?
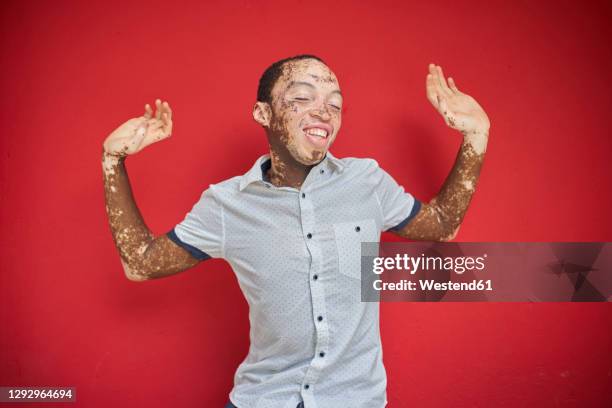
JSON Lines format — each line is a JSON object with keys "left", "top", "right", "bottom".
{"left": 333, "top": 218, "right": 380, "bottom": 279}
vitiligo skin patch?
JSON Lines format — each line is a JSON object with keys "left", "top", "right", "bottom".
{"left": 102, "top": 152, "right": 199, "bottom": 280}
{"left": 102, "top": 152, "right": 199, "bottom": 281}
{"left": 253, "top": 59, "right": 343, "bottom": 189}
{"left": 394, "top": 130, "right": 489, "bottom": 241}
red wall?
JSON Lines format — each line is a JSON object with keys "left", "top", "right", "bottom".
{"left": 1, "top": 1, "right": 611, "bottom": 406}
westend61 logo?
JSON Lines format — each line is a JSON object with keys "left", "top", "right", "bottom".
{"left": 372, "top": 253, "right": 488, "bottom": 275}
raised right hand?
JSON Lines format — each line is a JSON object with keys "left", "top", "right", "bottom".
{"left": 103, "top": 99, "right": 173, "bottom": 157}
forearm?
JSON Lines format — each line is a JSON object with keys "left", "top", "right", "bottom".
{"left": 432, "top": 129, "right": 488, "bottom": 231}
{"left": 395, "top": 129, "right": 488, "bottom": 241}
{"left": 102, "top": 150, "right": 154, "bottom": 279}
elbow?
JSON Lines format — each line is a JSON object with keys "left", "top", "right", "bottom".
{"left": 427, "top": 201, "right": 461, "bottom": 242}
{"left": 125, "top": 272, "right": 149, "bottom": 282}
{"left": 120, "top": 258, "right": 152, "bottom": 282}
{"left": 437, "top": 224, "right": 461, "bottom": 242}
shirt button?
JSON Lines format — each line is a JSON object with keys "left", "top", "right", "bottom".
{"left": 355, "top": 226, "right": 361, "bottom": 232}
{"left": 302, "top": 192, "right": 306, "bottom": 198}
{"left": 319, "top": 351, "right": 325, "bottom": 357}
{"left": 313, "top": 274, "right": 318, "bottom": 280}
{"left": 317, "top": 315, "right": 323, "bottom": 321}
{"left": 304, "top": 384, "right": 310, "bottom": 390}
{"left": 307, "top": 233, "right": 312, "bottom": 239}
{"left": 319, "top": 169, "right": 324, "bottom": 174}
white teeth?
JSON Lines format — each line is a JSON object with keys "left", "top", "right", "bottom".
{"left": 305, "top": 128, "right": 328, "bottom": 138}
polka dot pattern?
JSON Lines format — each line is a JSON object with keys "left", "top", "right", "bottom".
{"left": 172, "top": 151, "right": 419, "bottom": 408}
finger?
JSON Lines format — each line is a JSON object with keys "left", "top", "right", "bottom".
{"left": 162, "top": 113, "right": 173, "bottom": 136}
{"left": 426, "top": 74, "right": 439, "bottom": 109}
{"left": 155, "top": 99, "right": 162, "bottom": 120}
{"left": 160, "top": 109, "right": 167, "bottom": 126}
{"left": 144, "top": 103, "right": 153, "bottom": 119}
{"left": 428, "top": 62, "right": 437, "bottom": 76}
{"left": 162, "top": 101, "right": 172, "bottom": 122}
{"left": 448, "top": 77, "right": 460, "bottom": 93}
{"left": 161, "top": 106, "right": 172, "bottom": 127}
{"left": 430, "top": 63, "right": 450, "bottom": 99}
{"left": 436, "top": 65, "right": 453, "bottom": 96}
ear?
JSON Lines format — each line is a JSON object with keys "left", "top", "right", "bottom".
{"left": 252, "top": 102, "right": 272, "bottom": 127}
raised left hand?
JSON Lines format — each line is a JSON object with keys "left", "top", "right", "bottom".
{"left": 103, "top": 99, "right": 173, "bottom": 158}
{"left": 426, "top": 63, "right": 490, "bottom": 135}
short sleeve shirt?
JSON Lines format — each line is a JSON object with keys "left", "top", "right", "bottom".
{"left": 167, "top": 151, "right": 421, "bottom": 408}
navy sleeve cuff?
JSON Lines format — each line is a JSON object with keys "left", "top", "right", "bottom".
{"left": 166, "top": 229, "right": 212, "bottom": 261}
{"left": 386, "top": 199, "right": 422, "bottom": 232}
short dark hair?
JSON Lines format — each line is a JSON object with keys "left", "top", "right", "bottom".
{"left": 257, "top": 54, "right": 326, "bottom": 104}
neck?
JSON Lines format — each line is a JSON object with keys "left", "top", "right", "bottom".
{"left": 267, "top": 145, "right": 313, "bottom": 189}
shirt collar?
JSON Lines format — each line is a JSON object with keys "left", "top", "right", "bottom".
{"left": 239, "top": 150, "right": 345, "bottom": 191}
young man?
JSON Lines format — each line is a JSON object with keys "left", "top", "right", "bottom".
{"left": 102, "top": 55, "right": 490, "bottom": 408}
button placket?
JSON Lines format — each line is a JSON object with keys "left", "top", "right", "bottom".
{"left": 298, "top": 186, "right": 330, "bottom": 399}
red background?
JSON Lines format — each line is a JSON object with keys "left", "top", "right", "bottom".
{"left": 1, "top": 0, "right": 611, "bottom": 407}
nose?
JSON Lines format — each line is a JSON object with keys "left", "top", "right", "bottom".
{"left": 310, "top": 104, "right": 331, "bottom": 121}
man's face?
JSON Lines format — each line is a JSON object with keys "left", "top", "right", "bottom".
{"left": 267, "top": 59, "right": 343, "bottom": 165}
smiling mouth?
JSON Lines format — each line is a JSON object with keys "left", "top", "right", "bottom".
{"left": 302, "top": 127, "right": 331, "bottom": 148}
{"left": 305, "top": 128, "right": 328, "bottom": 138}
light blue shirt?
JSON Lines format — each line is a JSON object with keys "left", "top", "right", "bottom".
{"left": 168, "top": 151, "right": 421, "bottom": 408}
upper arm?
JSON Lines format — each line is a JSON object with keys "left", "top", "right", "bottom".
{"left": 167, "top": 187, "right": 224, "bottom": 260}
{"left": 124, "top": 187, "right": 224, "bottom": 281}
{"left": 135, "top": 234, "right": 201, "bottom": 280}
{"left": 366, "top": 161, "right": 459, "bottom": 242}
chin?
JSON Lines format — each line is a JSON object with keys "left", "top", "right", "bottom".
{"left": 292, "top": 148, "right": 327, "bottom": 166}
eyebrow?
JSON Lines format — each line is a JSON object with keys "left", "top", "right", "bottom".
{"left": 286, "top": 81, "right": 343, "bottom": 97}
